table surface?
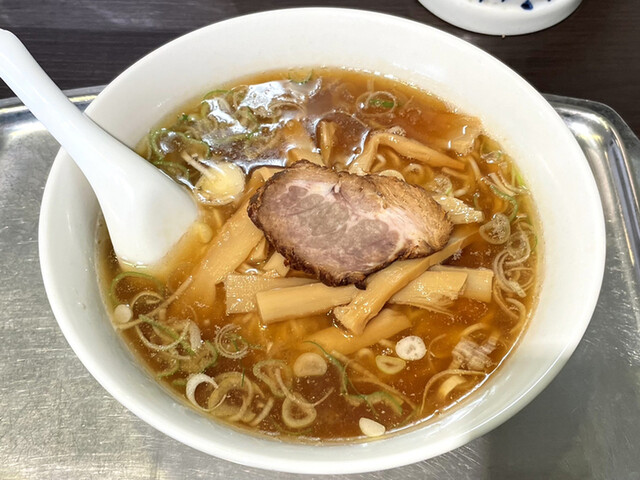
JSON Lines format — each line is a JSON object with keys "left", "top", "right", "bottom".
{"left": 0, "top": 0, "right": 639, "bottom": 133}
{"left": 1, "top": 89, "right": 639, "bottom": 480}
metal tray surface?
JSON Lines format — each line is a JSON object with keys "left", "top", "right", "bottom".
{"left": 0, "top": 88, "right": 638, "bottom": 480}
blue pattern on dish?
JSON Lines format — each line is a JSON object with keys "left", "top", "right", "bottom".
{"left": 477, "top": 0, "right": 553, "bottom": 9}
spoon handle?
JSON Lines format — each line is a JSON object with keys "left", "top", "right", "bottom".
{"left": 0, "top": 29, "right": 197, "bottom": 266}
{"left": 0, "top": 29, "right": 136, "bottom": 183}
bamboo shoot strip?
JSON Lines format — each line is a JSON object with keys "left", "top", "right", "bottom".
{"left": 349, "top": 132, "right": 465, "bottom": 173}
{"left": 237, "top": 167, "right": 282, "bottom": 206}
{"left": 432, "top": 195, "right": 484, "bottom": 224}
{"left": 334, "top": 226, "right": 479, "bottom": 334}
{"left": 247, "top": 237, "right": 269, "bottom": 264}
{"left": 224, "top": 274, "right": 317, "bottom": 315}
{"left": 304, "top": 309, "right": 411, "bottom": 356}
{"left": 282, "top": 119, "right": 323, "bottom": 166}
{"left": 257, "top": 283, "right": 358, "bottom": 324}
{"left": 252, "top": 166, "right": 282, "bottom": 182}
{"left": 179, "top": 203, "right": 263, "bottom": 308}
{"left": 263, "top": 252, "right": 290, "bottom": 277}
{"left": 431, "top": 265, "right": 493, "bottom": 302}
{"left": 425, "top": 117, "right": 482, "bottom": 155}
{"left": 318, "top": 120, "right": 336, "bottom": 166}
{"left": 255, "top": 271, "right": 471, "bottom": 323}
{"left": 390, "top": 271, "right": 467, "bottom": 306}
{"left": 287, "top": 147, "right": 324, "bottom": 166}
{"left": 282, "top": 119, "right": 317, "bottom": 152}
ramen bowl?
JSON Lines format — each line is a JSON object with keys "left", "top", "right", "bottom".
{"left": 38, "top": 8, "right": 605, "bottom": 474}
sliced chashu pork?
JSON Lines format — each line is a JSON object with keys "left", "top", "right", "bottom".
{"left": 247, "top": 161, "right": 452, "bottom": 287}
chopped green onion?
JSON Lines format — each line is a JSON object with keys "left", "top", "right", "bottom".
{"left": 305, "top": 341, "right": 342, "bottom": 372}
{"left": 236, "top": 106, "right": 259, "bottom": 133}
{"left": 365, "top": 391, "right": 403, "bottom": 415}
{"left": 288, "top": 69, "right": 313, "bottom": 84}
{"left": 305, "top": 341, "right": 381, "bottom": 416}
{"left": 183, "top": 340, "right": 218, "bottom": 374}
{"left": 305, "top": 341, "right": 351, "bottom": 395}
{"left": 176, "top": 132, "right": 211, "bottom": 158}
{"left": 489, "top": 184, "right": 519, "bottom": 222}
{"left": 375, "top": 355, "right": 406, "bottom": 375}
{"left": 531, "top": 233, "right": 539, "bottom": 251}
{"left": 158, "top": 361, "right": 180, "bottom": 378}
{"left": 148, "top": 129, "right": 210, "bottom": 160}
{"left": 269, "top": 417, "right": 314, "bottom": 436}
{"left": 149, "top": 129, "right": 168, "bottom": 159}
{"left": 202, "top": 341, "right": 219, "bottom": 371}
{"left": 482, "top": 151, "right": 503, "bottom": 163}
{"left": 202, "top": 89, "right": 230, "bottom": 100}
{"left": 359, "top": 417, "right": 386, "bottom": 437}
{"left": 139, "top": 315, "right": 196, "bottom": 356}
{"left": 369, "top": 98, "right": 395, "bottom": 109}
{"left": 472, "top": 192, "right": 481, "bottom": 211}
{"left": 152, "top": 160, "right": 190, "bottom": 179}
{"left": 254, "top": 359, "right": 291, "bottom": 397}
{"left": 109, "top": 271, "right": 163, "bottom": 305}
{"left": 140, "top": 315, "right": 177, "bottom": 339}
{"left": 214, "top": 324, "right": 249, "bottom": 359}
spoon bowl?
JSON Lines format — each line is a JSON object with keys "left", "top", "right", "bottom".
{"left": 0, "top": 29, "right": 198, "bottom": 267}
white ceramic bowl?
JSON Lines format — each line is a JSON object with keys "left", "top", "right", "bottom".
{"left": 39, "top": 8, "right": 605, "bottom": 474}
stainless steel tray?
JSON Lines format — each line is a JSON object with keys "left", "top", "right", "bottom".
{"left": 1, "top": 88, "right": 639, "bottom": 479}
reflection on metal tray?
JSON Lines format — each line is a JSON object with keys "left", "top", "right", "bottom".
{"left": 0, "top": 88, "right": 638, "bottom": 479}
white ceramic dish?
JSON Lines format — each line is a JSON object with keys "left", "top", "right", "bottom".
{"left": 38, "top": 8, "right": 605, "bottom": 474}
{"left": 419, "top": 0, "right": 583, "bottom": 36}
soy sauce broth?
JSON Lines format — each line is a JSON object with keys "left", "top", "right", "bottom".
{"left": 97, "top": 68, "right": 540, "bottom": 442}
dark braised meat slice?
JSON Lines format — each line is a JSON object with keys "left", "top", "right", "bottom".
{"left": 247, "top": 161, "right": 452, "bottom": 287}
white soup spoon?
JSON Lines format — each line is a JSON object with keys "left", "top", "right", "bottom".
{"left": 0, "top": 29, "right": 198, "bottom": 267}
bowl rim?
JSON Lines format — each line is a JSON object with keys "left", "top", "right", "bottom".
{"left": 38, "top": 7, "right": 606, "bottom": 474}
